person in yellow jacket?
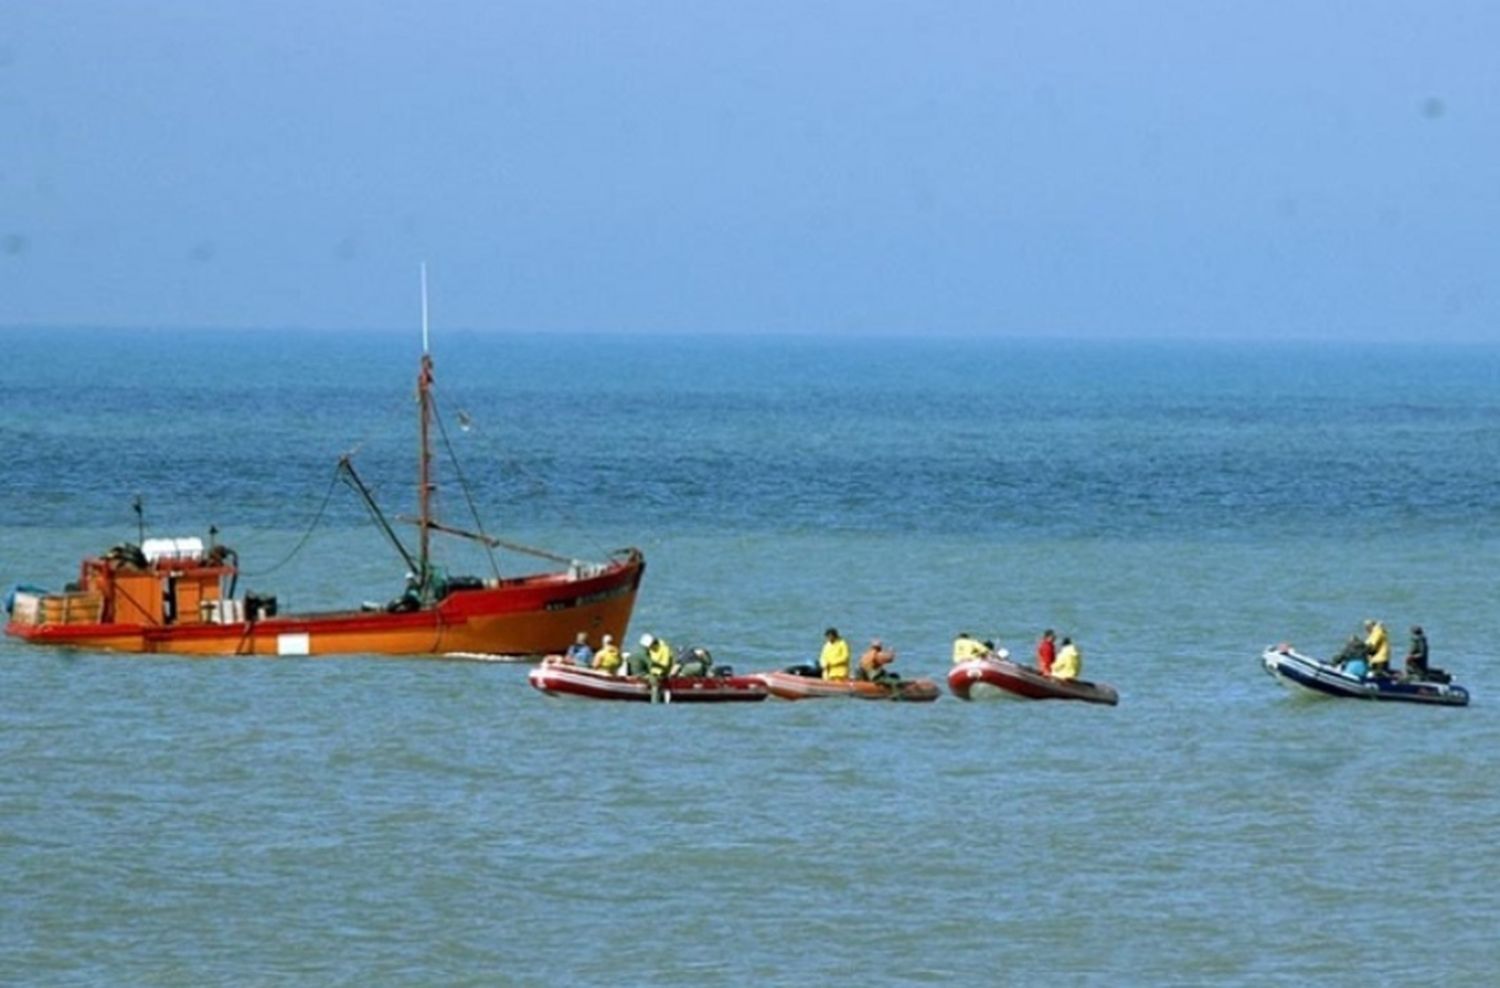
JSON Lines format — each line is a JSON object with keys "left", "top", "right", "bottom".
{"left": 952, "top": 632, "right": 989, "bottom": 664}
{"left": 819, "top": 627, "right": 851, "bottom": 681}
{"left": 636, "top": 633, "right": 675, "bottom": 677}
{"left": 1052, "top": 637, "right": 1082, "bottom": 680}
{"left": 591, "top": 634, "right": 622, "bottom": 675}
{"left": 1364, "top": 619, "right": 1390, "bottom": 676}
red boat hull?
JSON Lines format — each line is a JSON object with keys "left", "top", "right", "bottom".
{"left": 528, "top": 663, "right": 768, "bottom": 702}
{"left": 6, "top": 552, "right": 645, "bottom": 658}
{"left": 947, "top": 658, "right": 1119, "bottom": 705}
{"left": 751, "top": 671, "right": 940, "bottom": 702}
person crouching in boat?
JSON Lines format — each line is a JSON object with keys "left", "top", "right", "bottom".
{"left": 632, "top": 633, "right": 677, "bottom": 703}
{"left": 1331, "top": 635, "right": 1369, "bottom": 678}
{"left": 858, "top": 639, "right": 897, "bottom": 684}
{"left": 820, "top": 627, "right": 851, "bottom": 681}
{"left": 591, "top": 634, "right": 622, "bottom": 675}
{"left": 1052, "top": 638, "right": 1082, "bottom": 681}
{"left": 675, "top": 646, "right": 713, "bottom": 677}
{"left": 1364, "top": 619, "right": 1391, "bottom": 678}
{"left": 1036, "top": 629, "right": 1057, "bottom": 676}
{"left": 952, "top": 632, "right": 988, "bottom": 664}
{"left": 631, "top": 634, "right": 675, "bottom": 678}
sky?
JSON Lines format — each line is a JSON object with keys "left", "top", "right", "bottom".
{"left": 3, "top": 1, "right": 1498, "bottom": 341}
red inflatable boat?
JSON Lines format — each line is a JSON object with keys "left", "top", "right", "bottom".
{"left": 527, "top": 662, "right": 769, "bottom": 703}
{"left": 947, "top": 657, "right": 1119, "bottom": 705}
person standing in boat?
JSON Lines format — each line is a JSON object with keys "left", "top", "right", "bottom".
{"left": 951, "top": 632, "right": 988, "bottom": 664}
{"left": 1052, "top": 637, "right": 1082, "bottom": 681}
{"left": 564, "top": 631, "right": 594, "bottom": 666}
{"left": 820, "top": 627, "right": 851, "bottom": 681}
{"left": 858, "top": 638, "right": 897, "bottom": 683}
{"left": 592, "top": 634, "right": 622, "bottom": 675}
{"left": 1036, "top": 629, "right": 1057, "bottom": 676}
{"left": 1404, "top": 625, "right": 1430, "bottom": 680}
{"left": 1364, "top": 619, "right": 1391, "bottom": 677}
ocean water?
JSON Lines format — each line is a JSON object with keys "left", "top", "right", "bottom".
{"left": 2, "top": 329, "right": 1499, "bottom": 985}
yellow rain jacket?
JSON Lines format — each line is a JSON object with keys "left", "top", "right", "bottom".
{"left": 594, "top": 644, "right": 622, "bottom": 675}
{"left": 820, "top": 637, "right": 851, "bottom": 680}
{"left": 952, "top": 635, "right": 988, "bottom": 664}
{"left": 647, "top": 638, "right": 675, "bottom": 677}
{"left": 1052, "top": 643, "right": 1081, "bottom": 681}
{"left": 1365, "top": 622, "right": 1390, "bottom": 670}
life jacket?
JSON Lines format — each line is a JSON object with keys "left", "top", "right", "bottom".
{"left": 647, "top": 639, "right": 674, "bottom": 676}
{"left": 595, "top": 645, "right": 622, "bottom": 673}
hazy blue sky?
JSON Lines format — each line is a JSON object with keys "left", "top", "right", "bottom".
{"left": 3, "top": 2, "right": 1497, "bottom": 340}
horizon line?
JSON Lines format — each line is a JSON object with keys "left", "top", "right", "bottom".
{"left": 0, "top": 323, "right": 1491, "bottom": 348}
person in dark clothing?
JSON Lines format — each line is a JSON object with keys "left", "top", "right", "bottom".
{"left": 1404, "top": 625, "right": 1430, "bottom": 680}
{"left": 1331, "top": 635, "right": 1369, "bottom": 678}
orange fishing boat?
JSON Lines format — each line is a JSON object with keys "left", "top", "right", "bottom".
{"left": 4, "top": 272, "right": 645, "bottom": 657}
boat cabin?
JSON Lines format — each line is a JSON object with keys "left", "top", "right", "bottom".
{"left": 9, "top": 537, "right": 242, "bottom": 629}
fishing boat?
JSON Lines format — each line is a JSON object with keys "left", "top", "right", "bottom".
{"left": 527, "top": 662, "right": 769, "bottom": 703}
{"left": 750, "top": 669, "right": 940, "bottom": 702}
{"left": 3, "top": 269, "right": 645, "bottom": 657}
{"left": 947, "top": 656, "right": 1120, "bottom": 705}
{"left": 1261, "top": 646, "right": 1469, "bottom": 706}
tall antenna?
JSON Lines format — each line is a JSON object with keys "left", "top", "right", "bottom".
{"left": 420, "top": 261, "right": 430, "bottom": 354}
{"left": 416, "top": 262, "right": 435, "bottom": 593}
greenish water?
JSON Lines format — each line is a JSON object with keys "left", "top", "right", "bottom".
{"left": 2, "top": 331, "right": 1498, "bottom": 985}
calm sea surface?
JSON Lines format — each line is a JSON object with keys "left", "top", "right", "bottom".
{"left": 2, "top": 329, "right": 1499, "bottom": 985}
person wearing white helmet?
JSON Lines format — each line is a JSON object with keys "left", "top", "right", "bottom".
{"left": 628, "top": 632, "right": 674, "bottom": 677}
{"left": 645, "top": 634, "right": 675, "bottom": 677}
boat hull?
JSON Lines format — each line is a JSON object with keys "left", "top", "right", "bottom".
{"left": 1261, "top": 647, "right": 1469, "bottom": 706}
{"left": 947, "top": 658, "right": 1119, "bottom": 705}
{"left": 751, "top": 671, "right": 940, "bottom": 702}
{"left": 5, "top": 553, "right": 645, "bottom": 658}
{"left": 527, "top": 663, "right": 768, "bottom": 702}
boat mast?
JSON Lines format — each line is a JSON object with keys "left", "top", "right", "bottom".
{"left": 417, "top": 262, "right": 435, "bottom": 597}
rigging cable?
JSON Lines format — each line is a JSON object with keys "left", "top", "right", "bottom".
{"left": 239, "top": 462, "right": 343, "bottom": 578}
{"left": 431, "top": 390, "right": 503, "bottom": 580}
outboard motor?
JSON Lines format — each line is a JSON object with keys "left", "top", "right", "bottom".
{"left": 783, "top": 662, "right": 821, "bottom": 678}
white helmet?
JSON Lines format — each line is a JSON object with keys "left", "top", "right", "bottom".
{"left": 639, "top": 633, "right": 655, "bottom": 648}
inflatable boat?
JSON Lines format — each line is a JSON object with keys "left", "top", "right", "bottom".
{"left": 527, "top": 662, "right": 768, "bottom": 703}
{"left": 947, "top": 657, "right": 1119, "bottom": 705}
{"left": 751, "top": 670, "right": 940, "bottom": 702}
{"left": 1261, "top": 646, "right": 1469, "bottom": 706}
